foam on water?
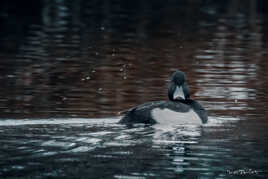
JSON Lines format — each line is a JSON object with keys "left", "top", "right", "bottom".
{"left": 0, "top": 117, "right": 121, "bottom": 126}
{"left": 204, "top": 116, "right": 241, "bottom": 127}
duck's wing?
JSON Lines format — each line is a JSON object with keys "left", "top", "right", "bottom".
{"left": 119, "top": 101, "right": 165, "bottom": 124}
{"left": 185, "top": 99, "right": 208, "bottom": 123}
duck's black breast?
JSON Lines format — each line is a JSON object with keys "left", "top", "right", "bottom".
{"left": 119, "top": 101, "right": 193, "bottom": 124}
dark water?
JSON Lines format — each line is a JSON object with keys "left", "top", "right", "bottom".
{"left": 1, "top": 0, "right": 268, "bottom": 178}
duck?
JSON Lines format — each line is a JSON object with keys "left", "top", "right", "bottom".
{"left": 119, "top": 70, "right": 208, "bottom": 125}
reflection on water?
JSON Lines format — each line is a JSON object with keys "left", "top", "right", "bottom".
{"left": 1, "top": 0, "right": 268, "bottom": 178}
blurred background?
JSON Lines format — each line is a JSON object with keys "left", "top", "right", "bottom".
{"left": 0, "top": 0, "right": 267, "bottom": 119}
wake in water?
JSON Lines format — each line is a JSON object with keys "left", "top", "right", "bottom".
{"left": 0, "top": 117, "right": 121, "bottom": 126}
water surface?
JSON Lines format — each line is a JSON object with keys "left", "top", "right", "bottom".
{"left": 0, "top": 0, "right": 268, "bottom": 178}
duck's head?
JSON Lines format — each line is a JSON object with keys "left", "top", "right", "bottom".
{"left": 168, "top": 70, "right": 190, "bottom": 101}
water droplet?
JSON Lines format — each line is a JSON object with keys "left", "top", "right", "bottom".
{"left": 86, "top": 76, "right": 91, "bottom": 80}
{"left": 7, "top": 75, "right": 15, "bottom": 78}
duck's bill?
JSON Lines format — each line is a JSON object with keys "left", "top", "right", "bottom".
{"left": 173, "top": 86, "right": 185, "bottom": 100}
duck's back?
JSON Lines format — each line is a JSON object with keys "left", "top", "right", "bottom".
{"left": 119, "top": 100, "right": 198, "bottom": 124}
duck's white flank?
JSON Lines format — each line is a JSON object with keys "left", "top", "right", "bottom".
{"left": 151, "top": 108, "right": 202, "bottom": 125}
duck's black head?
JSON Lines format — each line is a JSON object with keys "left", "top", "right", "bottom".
{"left": 168, "top": 70, "right": 190, "bottom": 101}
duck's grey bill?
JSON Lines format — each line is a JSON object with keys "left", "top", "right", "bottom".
{"left": 173, "top": 86, "right": 185, "bottom": 100}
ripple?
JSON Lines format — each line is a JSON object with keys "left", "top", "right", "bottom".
{"left": 75, "top": 137, "right": 101, "bottom": 144}
{"left": 0, "top": 117, "right": 120, "bottom": 126}
{"left": 41, "top": 140, "right": 76, "bottom": 149}
{"left": 205, "top": 116, "right": 241, "bottom": 126}
{"left": 68, "top": 146, "right": 95, "bottom": 153}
